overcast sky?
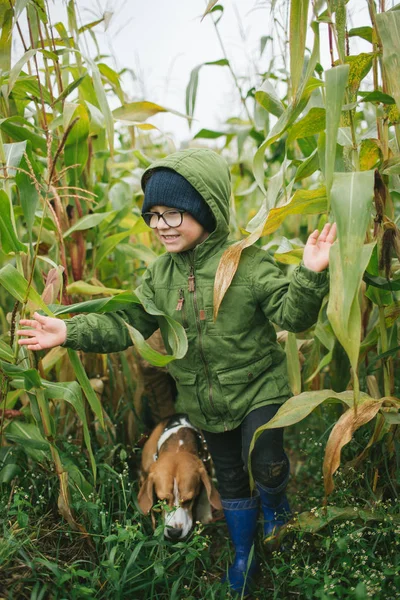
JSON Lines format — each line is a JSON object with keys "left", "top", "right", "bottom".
{"left": 15, "top": 0, "right": 383, "bottom": 143}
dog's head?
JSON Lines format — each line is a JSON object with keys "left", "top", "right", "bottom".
{"left": 138, "top": 452, "right": 221, "bottom": 539}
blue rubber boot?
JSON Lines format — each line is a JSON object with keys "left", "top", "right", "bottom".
{"left": 256, "top": 479, "right": 291, "bottom": 538}
{"left": 221, "top": 494, "right": 259, "bottom": 596}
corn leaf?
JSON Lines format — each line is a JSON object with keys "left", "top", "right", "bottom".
{"left": 247, "top": 187, "right": 327, "bottom": 237}
{"left": 286, "top": 332, "right": 302, "bottom": 395}
{"left": 376, "top": 11, "right": 400, "bottom": 111}
{"left": 113, "top": 101, "right": 190, "bottom": 123}
{"left": 7, "top": 49, "right": 37, "bottom": 95}
{"left": 255, "top": 80, "right": 284, "bottom": 118}
{"left": 5, "top": 421, "right": 48, "bottom": 462}
{"left": 87, "top": 57, "right": 114, "bottom": 155}
{"left": 0, "top": 264, "right": 53, "bottom": 315}
{"left": 323, "top": 399, "right": 383, "bottom": 496}
{"left": 67, "top": 350, "right": 105, "bottom": 434}
{"left": 287, "top": 107, "right": 326, "bottom": 144}
{"left": 63, "top": 211, "right": 114, "bottom": 238}
{"left": 327, "top": 171, "right": 375, "bottom": 370}
{"left": 201, "top": 0, "right": 219, "bottom": 20}
{"left": 290, "top": 0, "right": 310, "bottom": 99}
{"left": 0, "top": 190, "right": 26, "bottom": 254}
{"left": 3, "top": 140, "right": 27, "bottom": 175}
{"left": 66, "top": 281, "right": 125, "bottom": 296}
{"left": 44, "top": 377, "right": 98, "bottom": 481}
{"left": 324, "top": 65, "right": 349, "bottom": 209}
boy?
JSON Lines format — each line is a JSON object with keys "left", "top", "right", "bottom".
{"left": 18, "top": 148, "right": 336, "bottom": 595}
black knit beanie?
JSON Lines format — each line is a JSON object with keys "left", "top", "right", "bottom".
{"left": 142, "top": 168, "right": 215, "bottom": 232}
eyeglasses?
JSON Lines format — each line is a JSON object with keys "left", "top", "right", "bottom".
{"left": 142, "top": 209, "right": 186, "bottom": 229}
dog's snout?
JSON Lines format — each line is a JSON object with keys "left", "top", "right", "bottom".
{"left": 166, "top": 527, "right": 183, "bottom": 540}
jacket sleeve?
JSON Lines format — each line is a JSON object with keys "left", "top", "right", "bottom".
{"left": 252, "top": 251, "right": 329, "bottom": 333}
{"left": 62, "top": 268, "right": 159, "bottom": 353}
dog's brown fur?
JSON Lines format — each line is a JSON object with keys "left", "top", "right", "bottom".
{"left": 138, "top": 419, "right": 221, "bottom": 537}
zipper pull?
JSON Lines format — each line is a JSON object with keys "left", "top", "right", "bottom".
{"left": 188, "top": 266, "right": 195, "bottom": 292}
{"left": 176, "top": 289, "right": 185, "bottom": 311}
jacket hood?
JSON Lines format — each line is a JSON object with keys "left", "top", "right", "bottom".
{"left": 141, "top": 148, "right": 231, "bottom": 262}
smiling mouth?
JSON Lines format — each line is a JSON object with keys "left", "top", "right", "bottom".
{"left": 161, "top": 234, "right": 180, "bottom": 240}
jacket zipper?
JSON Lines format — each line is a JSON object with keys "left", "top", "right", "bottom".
{"left": 187, "top": 258, "right": 227, "bottom": 430}
{"left": 176, "top": 289, "right": 188, "bottom": 329}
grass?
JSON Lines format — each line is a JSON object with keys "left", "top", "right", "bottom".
{"left": 0, "top": 410, "right": 399, "bottom": 599}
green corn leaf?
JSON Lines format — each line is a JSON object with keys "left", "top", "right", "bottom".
{"left": 113, "top": 100, "right": 190, "bottom": 124}
{"left": 348, "top": 26, "right": 373, "bottom": 43}
{"left": 52, "top": 291, "right": 140, "bottom": 316}
{"left": 93, "top": 228, "right": 136, "bottom": 269}
{"left": 0, "top": 118, "right": 47, "bottom": 153}
{"left": 87, "top": 58, "right": 114, "bottom": 155}
{"left": 294, "top": 148, "right": 319, "bottom": 181}
{"left": 324, "top": 65, "right": 350, "bottom": 210}
{"left": 1, "top": 362, "right": 42, "bottom": 390}
{"left": 64, "top": 103, "right": 90, "bottom": 182}
{"left": 194, "top": 128, "right": 226, "bottom": 139}
{"left": 7, "top": 49, "right": 38, "bottom": 96}
{"left": 253, "top": 20, "right": 321, "bottom": 193}
{"left": 67, "top": 350, "right": 105, "bottom": 435}
{"left": 327, "top": 171, "right": 375, "bottom": 370}
{"left": 0, "top": 190, "right": 27, "bottom": 255}
{"left": 287, "top": 107, "right": 326, "bottom": 144}
{"left": 358, "top": 90, "right": 395, "bottom": 104}
{"left": 5, "top": 421, "right": 49, "bottom": 462}
{"left": 66, "top": 281, "right": 125, "bottom": 296}
{"left": 15, "top": 142, "right": 40, "bottom": 237}
{"left": 286, "top": 332, "right": 301, "bottom": 395}
{"left": 0, "top": 5, "right": 12, "bottom": 73}
{"left": 116, "top": 243, "right": 158, "bottom": 265}
{"left": 376, "top": 11, "right": 400, "bottom": 112}
{"left": 0, "top": 263, "right": 53, "bottom": 315}
{"left": 0, "top": 340, "right": 13, "bottom": 362}
{"left": 3, "top": 140, "right": 27, "bottom": 175}
{"left": 335, "top": 0, "right": 346, "bottom": 63}
{"left": 254, "top": 389, "right": 372, "bottom": 430}
{"left": 364, "top": 273, "right": 400, "bottom": 291}
{"left": 201, "top": 0, "right": 219, "bottom": 20}
{"left": 63, "top": 211, "right": 114, "bottom": 238}
{"left": 246, "top": 187, "right": 327, "bottom": 236}
{"left": 44, "top": 377, "right": 97, "bottom": 482}
{"left": 290, "top": 0, "right": 310, "bottom": 99}
{"left": 185, "top": 60, "right": 229, "bottom": 123}
{"left": 255, "top": 80, "right": 284, "bottom": 118}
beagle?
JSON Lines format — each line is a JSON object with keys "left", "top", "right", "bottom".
{"left": 137, "top": 414, "right": 222, "bottom": 540}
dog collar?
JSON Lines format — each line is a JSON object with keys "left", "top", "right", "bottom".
{"left": 153, "top": 413, "right": 202, "bottom": 462}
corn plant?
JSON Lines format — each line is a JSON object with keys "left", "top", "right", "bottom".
{"left": 0, "top": 0, "right": 188, "bottom": 528}
{"left": 206, "top": 0, "right": 400, "bottom": 505}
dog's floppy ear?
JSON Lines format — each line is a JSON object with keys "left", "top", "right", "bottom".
{"left": 199, "top": 464, "right": 222, "bottom": 510}
{"left": 137, "top": 473, "right": 155, "bottom": 514}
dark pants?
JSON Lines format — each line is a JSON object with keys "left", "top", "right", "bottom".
{"left": 202, "top": 404, "right": 290, "bottom": 499}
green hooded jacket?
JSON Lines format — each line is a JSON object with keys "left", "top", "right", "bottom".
{"left": 63, "top": 148, "right": 329, "bottom": 432}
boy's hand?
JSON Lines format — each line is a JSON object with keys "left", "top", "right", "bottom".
{"left": 303, "top": 223, "right": 337, "bottom": 272}
{"left": 17, "top": 312, "right": 67, "bottom": 351}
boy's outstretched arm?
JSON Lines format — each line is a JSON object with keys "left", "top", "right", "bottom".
{"left": 17, "top": 270, "right": 159, "bottom": 353}
{"left": 253, "top": 223, "right": 337, "bottom": 333}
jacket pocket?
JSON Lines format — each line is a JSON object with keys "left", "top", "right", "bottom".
{"left": 171, "top": 368, "right": 197, "bottom": 386}
{"left": 216, "top": 353, "right": 278, "bottom": 419}
{"left": 217, "top": 353, "right": 273, "bottom": 385}
{"left": 167, "top": 366, "right": 208, "bottom": 423}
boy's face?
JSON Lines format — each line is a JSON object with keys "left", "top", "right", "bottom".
{"left": 149, "top": 205, "right": 209, "bottom": 252}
